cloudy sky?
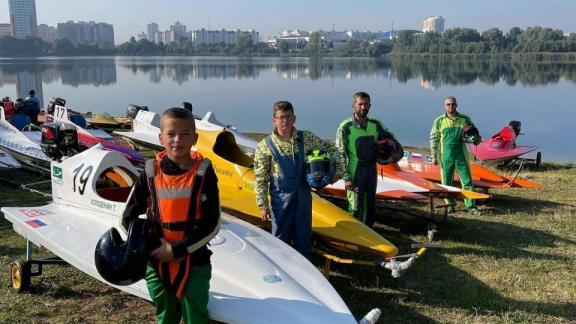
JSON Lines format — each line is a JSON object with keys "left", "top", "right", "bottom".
{"left": 3, "top": 0, "right": 576, "bottom": 43}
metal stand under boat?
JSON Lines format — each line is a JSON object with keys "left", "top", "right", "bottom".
{"left": 358, "top": 308, "right": 382, "bottom": 324}
{"left": 318, "top": 246, "right": 430, "bottom": 278}
{"left": 9, "top": 240, "right": 67, "bottom": 293}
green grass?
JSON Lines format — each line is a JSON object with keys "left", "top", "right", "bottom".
{"left": 1, "top": 163, "right": 575, "bottom": 323}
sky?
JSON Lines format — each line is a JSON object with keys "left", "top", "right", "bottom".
{"left": 2, "top": 0, "right": 576, "bottom": 44}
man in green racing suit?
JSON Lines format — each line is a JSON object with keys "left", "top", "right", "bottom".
{"left": 430, "top": 96, "right": 481, "bottom": 213}
{"left": 336, "top": 92, "right": 402, "bottom": 227}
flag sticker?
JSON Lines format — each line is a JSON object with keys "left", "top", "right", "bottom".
{"left": 19, "top": 209, "right": 53, "bottom": 217}
{"left": 25, "top": 219, "right": 47, "bottom": 228}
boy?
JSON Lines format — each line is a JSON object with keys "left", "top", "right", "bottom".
{"left": 122, "top": 107, "right": 220, "bottom": 323}
{"left": 253, "top": 100, "right": 337, "bottom": 257}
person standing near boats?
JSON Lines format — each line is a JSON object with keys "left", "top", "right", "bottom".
{"left": 122, "top": 107, "right": 220, "bottom": 324}
{"left": 430, "top": 96, "right": 481, "bottom": 214}
{"left": 24, "top": 90, "right": 41, "bottom": 125}
{"left": 336, "top": 91, "right": 403, "bottom": 228}
{"left": 253, "top": 100, "right": 338, "bottom": 257}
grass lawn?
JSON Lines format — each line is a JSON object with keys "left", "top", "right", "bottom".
{"left": 1, "top": 162, "right": 575, "bottom": 323}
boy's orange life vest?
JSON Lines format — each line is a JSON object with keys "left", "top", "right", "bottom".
{"left": 146, "top": 151, "right": 209, "bottom": 299}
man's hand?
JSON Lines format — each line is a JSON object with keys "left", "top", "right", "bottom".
{"left": 150, "top": 238, "right": 174, "bottom": 262}
{"left": 345, "top": 180, "right": 355, "bottom": 191}
{"left": 261, "top": 208, "right": 271, "bottom": 222}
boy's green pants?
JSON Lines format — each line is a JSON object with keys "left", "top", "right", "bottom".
{"left": 146, "top": 264, "right": 211, "bottom": 324}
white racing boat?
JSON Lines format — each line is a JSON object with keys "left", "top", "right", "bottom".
{"left": 0, "top": 147, "right": 21, "bottom": 169}
{"left": 0, "top": 107, "right": 50, "bottom": 172}
{"left": 2, "top": 140, "right": 380, "bottom": 323}
{"left": 115, "top": 110, "right": 258, "bottom": 154}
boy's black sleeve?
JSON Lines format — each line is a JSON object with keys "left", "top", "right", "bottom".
{"left": 121, "top": 172, "right": 150, "bottom": 231}
{"left": 171, "top": 165, "right": 220, "bottom": 259}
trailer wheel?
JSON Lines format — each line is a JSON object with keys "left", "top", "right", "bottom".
{"left": 10, "top": 260, "right": 31, "bottom": 293}
{"left": 536, "top": 152, "right": 542, "bottom": 168}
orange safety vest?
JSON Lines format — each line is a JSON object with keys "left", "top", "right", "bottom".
{"left": 146, "top": 151, "right": 210, "bottom": 299}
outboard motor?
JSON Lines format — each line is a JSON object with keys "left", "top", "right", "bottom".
{"left": 181, "top": 101, "right": 193, "bottom": 112}
{"left": 47, "top": 97, "right": 66, "bottom": 115}
{"left": 40, "top": 122, "right": 80, "bottom": 161}
{"left": 127, "top": 104, "right": 148, "bottom": 119}
{"left": 509, "top": 120, "right": 521, "bottom": 136}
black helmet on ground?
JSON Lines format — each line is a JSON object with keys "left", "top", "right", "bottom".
{"left": 375, "top": 138, "right": 403, "bottom": 165}
{"left": 94, "top": 219, "right": 150, "bottom": 286}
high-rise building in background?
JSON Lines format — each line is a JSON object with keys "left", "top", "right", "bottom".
{"left": 37, "top": 24, "right": 57, "bottom": 42}
{"left": 190, "top": 29, "right": 259, "bottom": 45}
{"left": 57, "top": 21, "right": 115, "bottom": 47}
{"left": 147, "top": 22, "right": 158, "bottom": 41}
{"left": 170, "top": 21, "right": 187, "bottom": 41}
{"left": 423, "top": 16, "right": 445, "bottom": 33}
{"left": 0, "top": 24, "right": 12, "bottom": 37}
{"left": 8, "top": 0, "right": 38, "bottom": 38}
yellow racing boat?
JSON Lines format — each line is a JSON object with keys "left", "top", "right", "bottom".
{"left": 193, "top": 129, "right": 400, "bottom": 258}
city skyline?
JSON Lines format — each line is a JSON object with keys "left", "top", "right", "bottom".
{"left": 2, "top": 0, "right": 576, "bottom": 44}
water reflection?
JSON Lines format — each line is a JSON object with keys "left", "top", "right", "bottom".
{"left": 389, "top": 58, "right": 576, "bottom": 89}
{"left": 2, "top": 57, "right": 576, "bottom": 92}
{"left": 0, "top": 58, "right": 117, "bottom": 104}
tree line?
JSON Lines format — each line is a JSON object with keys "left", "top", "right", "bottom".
{"left": 1, "top": 26, "right": 575, "bottom": 57}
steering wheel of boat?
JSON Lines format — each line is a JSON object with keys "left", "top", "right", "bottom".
{"left": 21, "top": 124, "right": 42, "bottom": 132}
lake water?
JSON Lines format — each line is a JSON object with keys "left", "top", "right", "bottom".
{"left": 0, "top": 56, "right": 575, "bottom": 163}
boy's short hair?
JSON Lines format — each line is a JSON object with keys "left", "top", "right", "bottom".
{"left": 160, "top": 107, "right": 196, "bottom": 130}
{"left": 352, "top": 91, "right": 370, "bottom": 104}
{"left": 272, "top": 101, "right": 294, "bottom": 117}
{"left": 28, "top": 89, "right": 35, "bottom": 96}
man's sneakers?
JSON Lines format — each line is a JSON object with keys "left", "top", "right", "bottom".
{"left": 467, "top": 207, "right": 481, "bottom": 215}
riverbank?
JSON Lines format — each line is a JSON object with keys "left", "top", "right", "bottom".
{"left": 1, "top": 160, "right": 574, "bottom": 322}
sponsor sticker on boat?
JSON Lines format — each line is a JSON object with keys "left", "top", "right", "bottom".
{"left": 53, "top": 165, "right": 63, "bottom": 185}
{"left": 53, "top": 166, "right": 63, "bottom": 179}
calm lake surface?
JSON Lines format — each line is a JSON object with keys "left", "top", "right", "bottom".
{"left": 1, "top": 56, "right": 575, "bottom": 163}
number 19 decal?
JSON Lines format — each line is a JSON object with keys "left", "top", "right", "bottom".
{"left": 72, "top": 163, "right": 93, "bottom": 195}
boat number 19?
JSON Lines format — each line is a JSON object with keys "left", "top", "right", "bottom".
{"left": 72, "top": 163, "right": 93, "bottom": 195}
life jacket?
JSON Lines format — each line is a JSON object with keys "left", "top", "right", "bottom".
{"left": 145, "top": 151, "right": 212, "bottom": 299}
